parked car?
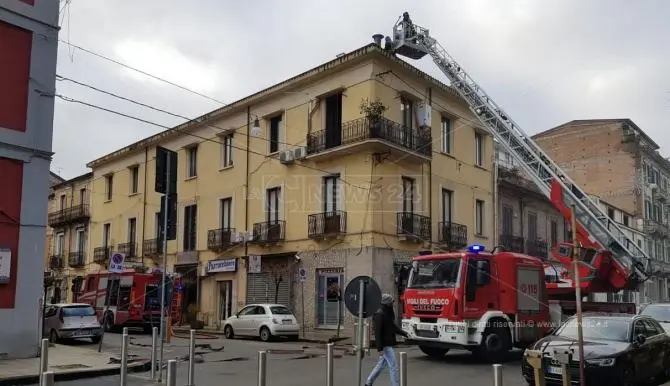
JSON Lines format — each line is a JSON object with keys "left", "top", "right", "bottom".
{"left": 638, "top": 302, "right": 670, "bottom": 333}
{"left": 521, "top": 313, "right": 670, "bottom": 386}
{"left": 223, "top": 304, "right": 299, "bottom": 342}
{"left": 43, "top": 303, "right": 102, "bottom": 343}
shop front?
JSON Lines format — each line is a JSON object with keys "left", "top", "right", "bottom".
{"left": 204, "top": 258, "right": 239, "bottom": 327}
{"left": 246, "top": 253, "right": 294, "bottom": 308}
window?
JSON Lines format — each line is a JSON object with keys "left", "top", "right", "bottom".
{"left": 269, "top": 115, "right": 282, "bottom": 154}
{"left": 400, "top": 97, "right": 414, "bottom": 129}
{"left": 128, "top": 218, "right": 137, "bottom": 243}
{"left": 402, "top": 177, "right": 415, "bottom": 213}
{"left": 59, "top": 194, "right": 66, "bottom": 210}
{"left": 79, "top": 188, "right": 86, "bottom": 205}
{"left": 623, "top": 214, "right": 630, "bottom": 227}
{"left": 475, "top": 133, "right": 484, "bottom": 166}
{"left": 441, "top": 117, "right": 452, "bottom": 154}
{"left": 266, "top": 187, "right": 281, "bottom": 223}
{"left": 104, "top": 174, "right": 113, "bottom": 201}
{"left": 221, "top": 134, "right": 233, "bottom": 167}
{"left": 220, "top": 198, "right": 232, "bottom": 229}
{"left": 550, "top": 219, "right": 558, "bottom": 246}
{"left": 501, "top": 205, "right": 513, "bottom": 235}
{"left": 129, "top": 166, "right": 139, "bottom": 194}
{"left": 55, "top": 233, "right": 64, "bottom": 255}
{"left": 183, "top": 204, "right": 197, "bottom": 251}
{"left": 76, "top": 228, "right": 85, "bottom": 253}
{"left": 442, "top": 189, "right": 453, "bottom": 222}
{"left": 187, "top": 146, "right": 198, "bottom": 178}
{"left": 323, "top": 175, "right": 339, "bottom": 213}
{"left": 607, "top": 207, "right": 615, "bottom": 220}
{"left": 102, "top": 223, "right": 111, "bottom": 247}
{"left": 528, "top": 212, "right": 538, "bottom": 241}
{"left": 475, "top": 200, "right": 484, "bottom": 236}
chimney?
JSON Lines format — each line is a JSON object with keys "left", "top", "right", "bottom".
{"left": 372, "top": 34, "right": 384, "bottom": 47}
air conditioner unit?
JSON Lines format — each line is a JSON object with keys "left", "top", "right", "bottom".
{"left": 279, "top": 150, "right": 294, "bottom": 164}
{"left": 232, "top": 232, "right": 246, "bottom": 243}
{"left": 293, "top": 146, "right": 308, "bottom": 160}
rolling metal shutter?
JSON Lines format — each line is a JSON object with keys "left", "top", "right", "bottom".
{"left": 246, "top": 272, "right": 292, "bottom": 309}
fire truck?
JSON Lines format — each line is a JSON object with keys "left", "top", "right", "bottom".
{"left": 388, "top": 13, "right": 651, "bottom": 361}
{"left": 77, "top": 269, "right": 182, "bottom": 332}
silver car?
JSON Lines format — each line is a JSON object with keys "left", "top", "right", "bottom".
{"left": 43, "top": 303, "right": 102, "bottom": 343}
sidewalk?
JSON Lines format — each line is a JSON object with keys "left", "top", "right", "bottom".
{"left": 0, "top": 344, "right": 150, "bottom": 385}
{"left": 172, "top": 326, "right": 353, "bottom": 345}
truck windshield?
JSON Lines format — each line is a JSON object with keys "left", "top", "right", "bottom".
{"left": 407, "top": 258, "right": 461, "bottom": 289}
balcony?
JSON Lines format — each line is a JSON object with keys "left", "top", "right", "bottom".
{"left": 250, "top": 220, "right": 285, "bottom": 245}
{"left": 207, "top": 228, "right": 237, "bottom": 251}
{"left": 499, "top": 234, "right": 525, "bottom": 253}
{"left": 644, "top": 219, "right": 669, "bottom": 238}
{"left": 306, "top": 117, "right": 432, "bottom": 163}
{"left": 49, "top": 255, "right": 64, "bottom": 270}
{"left": 308, "top": 211, "right": 347, "bottom": 239}
{"left": 93, "top": 246, "right": 112, "bottom": 263}
{"left": 68, "top": 251, "right": 85, "bottom": 268}
{"left": 143, "top": 239, "right": 163, "bottom": 257}
{"left": 117, "top": 242, "right": 138, "bottom": 260}
{"left": 526, "top": 239, "right": 549, "bottom": 260}
{"left": 438, "top": 222, "right": 468, "bottom": 249}
{"left": 397, "top": 212, "right": 431, "bottom": 242}
{"left": 48, "top": 205, "right": 90, "bottom": 227}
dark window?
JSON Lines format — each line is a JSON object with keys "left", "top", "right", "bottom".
{"left": 527, "top": 212, "right": 538, "bottom": 240}
{"left": 475, "top": 200, "right": 485, "bottom": 235}
{"left": 269, "top": 115, "right": 282, "bottom": 154}
{"left": 623, "top": 215, "right": 630, "bottom": 227}
{"left": 442, "top": 189, "right": 453, "bottom": 222}
{"left": 501, "top": 205, "right": 513, "bottom": 235}
{"left": 267, "top": 187, "right": 280, "bottom": 223}
{"left": 222, "top": 134, "right": 233, "bottom": 167}
{"left": 220, "top": 198, "right": 232, "bottom": 228}
{"left": 183, "top": 204, "right": 197, "bottom": 251}
{"left": 187, "top": 146, "right": 198, "bottom": 178}
{"left": 323, "top": 175, "right": 339, "bottom": 212}
{"left": 402, "top": 177, "right": 415, "bottom": 213}
{"left": 105, "top": 175, "right": 113, "bottom": 200}
{"left": 550, "top": 219, "right": 558, "bottom": 246}
{"left": 607, "top": 207, "right": 615, "bottom": 219}
{"left": 475, "top": 133, "right": 484, "bottom": 166}
{"left": 441, "top": 117, "right": 452, "bottom": 153}
{"left": 130, "top": 166, "right": 139, "bottom": 194}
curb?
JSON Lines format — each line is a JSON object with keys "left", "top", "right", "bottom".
{"left": 172, "top": 327, "right": 351, "bottom": 345}
{"left": 0, "top": 360, "right": 151, "bottom": 386}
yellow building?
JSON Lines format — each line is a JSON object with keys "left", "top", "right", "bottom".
{"left": 46, "top": 172, "right": 92, "bottom": 303}
{"left": 85, "top": 43, "right": 494, "bottom": 332}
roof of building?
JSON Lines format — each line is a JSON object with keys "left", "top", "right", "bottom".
{"left": 49, "top": 171, "right": 65, "bottom": 185}
{"left": 532, "top": 118, "right": 660, "bottom": 150}
{"left": 51, "top": 171, "right": 93, "bottom": 190}
{"left": 87, "top": 43, "right": 464, "bottom": 169}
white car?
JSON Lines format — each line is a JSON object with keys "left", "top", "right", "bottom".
{"left": 43, "top": 303, "right": 102, "bottom": 343}
{"left": 638, "top": 302, "right": 670, "bottom": 334}
{"left": 223, "top": 304, "right": 300, "bottom": 342}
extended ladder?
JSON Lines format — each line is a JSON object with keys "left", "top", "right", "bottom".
{"left": 389, "top": 13, "right": 650, "bottom": 283}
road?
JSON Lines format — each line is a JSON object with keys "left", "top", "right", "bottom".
{"left": 31, "top": 330, "right": 529, "bottom": 386}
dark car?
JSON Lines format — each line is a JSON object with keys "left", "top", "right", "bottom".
{"left": 521, "top": 313, "right": 670, "bottom": 386}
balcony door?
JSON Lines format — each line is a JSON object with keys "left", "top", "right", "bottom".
{"left": 401, "top": 177, "right": 415, "bottom": 234}
{"left": 400, "top": 97, "right": 414, "bottom": 146}
{"left": 56, "top": 233, "right": 64, "bottom": 256}
{"left": 324, "top": 93, "right": 342, "bottom": 149}
{"left": 266, "top": 187, "right": 281, "bottom": 240}
{"left": 76, "top": 228, "right": 85, "bottom": 253}
{"left": 323, "top": 175, "right": 340, "bottom": 234}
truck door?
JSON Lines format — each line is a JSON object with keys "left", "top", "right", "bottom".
{"left": 463, "top": 257, "right": 498, "bottom": 317}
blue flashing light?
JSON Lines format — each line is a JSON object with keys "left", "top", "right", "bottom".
{"left": 467, "top": 244, "right": 485, "bottom": 253}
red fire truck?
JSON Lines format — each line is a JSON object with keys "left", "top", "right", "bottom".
{"left": 389, "top": 13, "right": 649, "bottom": 362}
{"left": 77, "top": 269, "right": 182, "bottom": 332}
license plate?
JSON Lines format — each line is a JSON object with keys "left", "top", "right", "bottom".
{"left": 547, "top": 366, "right": 563, "bottom": 375}
{"left": 417, "top": 323, "right": 434, "bottom": 331}
{"left": 282, "top": 319, "right": 292, "bottom": 324}
{"left": 73, "top": 330, "right": 89, "bottom": 336}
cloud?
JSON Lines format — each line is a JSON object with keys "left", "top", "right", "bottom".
{"left": 51, "top": 0, "right": 670, "bottom": 179}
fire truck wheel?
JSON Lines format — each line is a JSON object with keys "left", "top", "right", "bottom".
{"left": 259, "top": 326, "right": 272, "bottom": 342}
{"left": 224, "top": 325, "right": 234, "bottom": 339}
{"left": 477, "top": 326, "right": 511, "bottom": 362}
{"left": 418, "top": 346, "right": 449, "bottom": 358}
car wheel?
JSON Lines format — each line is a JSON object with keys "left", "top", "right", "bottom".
{"left": 259, "top": 326, "right": 272, "bottom": 342}
{"left": 91, "top": 336, "right": 101, "bottom": 344}
{"left": 224, "top": 325, "right": 234, "bottom": 339}
{"left": 49, "top": 329, "right": 58, "bottom": 343}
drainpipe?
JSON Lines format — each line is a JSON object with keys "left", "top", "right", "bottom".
{"left": 141, "top": 147, "right": 148, "bottom": 268}
{"left": 244, "top": 106, "right": 251, "bottom": 263}
{"left": 427, "top": 88, "right": 432, "bottom": 243}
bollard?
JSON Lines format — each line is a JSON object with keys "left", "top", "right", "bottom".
{"left": 258, "top": 351, "right": 267, "bottom": 386}
{"left": 150, "top": 326, "right": 158, "bottom": 380}
{"left": 326, "top": 343, "right": 334, "bottom": 386}
{"left": 120, "top": 328, "right": 129, "bottom": 386}
{"left": 38, "top": 338, "right": 49, "bottom": 386}
{"left": 399, "top": 352, "right": 407, "bottom": 386}
{"left": 166, "top": 359, "right": 177, "bottom": 386}
{"left": 187, "top": 329, "right": 196, "bottom": 386}
{"left": 42, "top": 371, "right": 55, "bottom": 386}
{"left": 493, "top": 364, "right": 503, "bottom": 386}
{"left": 552, "top": 348, "right": 572, "bottom": 386}
{"left": 524, "top": 349, "right": 546, "bottom": 386}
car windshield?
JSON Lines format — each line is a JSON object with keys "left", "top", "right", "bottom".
{"left": 407, "top": 258, "right": 461, "bottom": 289}
{"left": 270, "top": 306, "right": 292, "bottom": 315}
{"left": 556, "top": 317, "right": 630, "bottom": 342}
{"left": 62, "top": 305, "right": 96, "bottom": 317}
{"left": 640, "top": 304, "right": 670, "bottom": 323}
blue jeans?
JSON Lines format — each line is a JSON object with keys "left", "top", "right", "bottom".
{"left": 366, "top": 346, "right": 399, "bottom": 386}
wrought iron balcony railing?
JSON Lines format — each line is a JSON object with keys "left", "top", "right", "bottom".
{"left": 499, "top": 234, "right": 525, "bottom": 253}
{"left": 49, "top": 255, "right": 64, "bottom": 270}
{"left": 308, "top": 211, "right": 347, "bottom": 239}
{"left": 117, "top": 242, "right": 137, "bottom": 258}
{"left": 438, "top": 222, "right": 468, "bottom": 249}
{"left": 93, "top": 246, "right": 112, "bottom": 263}
{"left": 48, "top": 204, "right": 90, "bottom": 227}
{"left": 250, "top": 220, "right": 286, "bottom": 244}
{"left": 68, "top": 251, "right": 85, "bottom": 268}
{"left": 526, "top": 239, "right": 549, "bottom": 260}
{"left": 397, "top": 212, "right": 431, "bottom": 241}
{"left": 207, "top": 228, "right": 237, "bottom": 250}
{"left": 143, "top": 239, "right": 163, "bottom": 256}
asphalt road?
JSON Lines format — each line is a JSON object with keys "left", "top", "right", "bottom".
{"left": 32, "top": 330, "right": 530, "bottom": 386}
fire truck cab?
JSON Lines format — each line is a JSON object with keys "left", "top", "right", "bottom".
{"left": 402, "top": 244, "right": 550, "bottom": 362}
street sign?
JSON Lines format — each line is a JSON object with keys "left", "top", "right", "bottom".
{"left": 344, "top": 275, "right": 382, "bottom": 318}
{"left": 298, "top": 267, "right": 307, "bottom": 283}
{"left": 109, "top": 253, "right": 126, "bottom": 273}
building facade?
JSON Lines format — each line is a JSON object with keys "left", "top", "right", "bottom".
{"left": 45, "top": 172, "right": 93, "bottom": 303}
{"left": 45, "top": 172, "right": 65, "bottom": 272}
{"left": 85, "top": 43, "right": 494, "bottom": 333}
{"left": 0, "top": 0, "right": 60, "bottom": 358}
{"left": 533, "top": 119, "right": 670, "bottom": 303}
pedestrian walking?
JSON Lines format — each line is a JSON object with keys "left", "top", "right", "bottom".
{"left": 365, "top": 293, "right": 408, "bottom": 386}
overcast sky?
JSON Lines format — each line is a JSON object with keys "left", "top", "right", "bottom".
{"left": 51, "top": 0, "right": 670, "bottom": 179}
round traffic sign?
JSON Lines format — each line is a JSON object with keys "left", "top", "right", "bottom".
{"left": 299, "top": 268, "right": 306, "bottom": 276}
{"left": 344, "top": 275, "right": 382, "bottom": 318}
{"left": 111, "top": 253, "right": 123, "bottom": 264}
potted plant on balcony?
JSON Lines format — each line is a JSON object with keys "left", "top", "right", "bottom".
{"left": 360, "top": 98, "right": 387, "bottom": 137}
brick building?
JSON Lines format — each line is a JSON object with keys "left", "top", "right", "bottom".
{"left": 533, "top": 119, "right": 670, "bottom": 302}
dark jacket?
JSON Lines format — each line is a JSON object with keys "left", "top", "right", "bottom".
{"left": 373, "top": 304, "right": 408, "bottom": 351}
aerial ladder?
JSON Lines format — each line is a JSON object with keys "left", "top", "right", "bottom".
{"left": 388, "top": 12, "right": 651, "bottom": 298}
